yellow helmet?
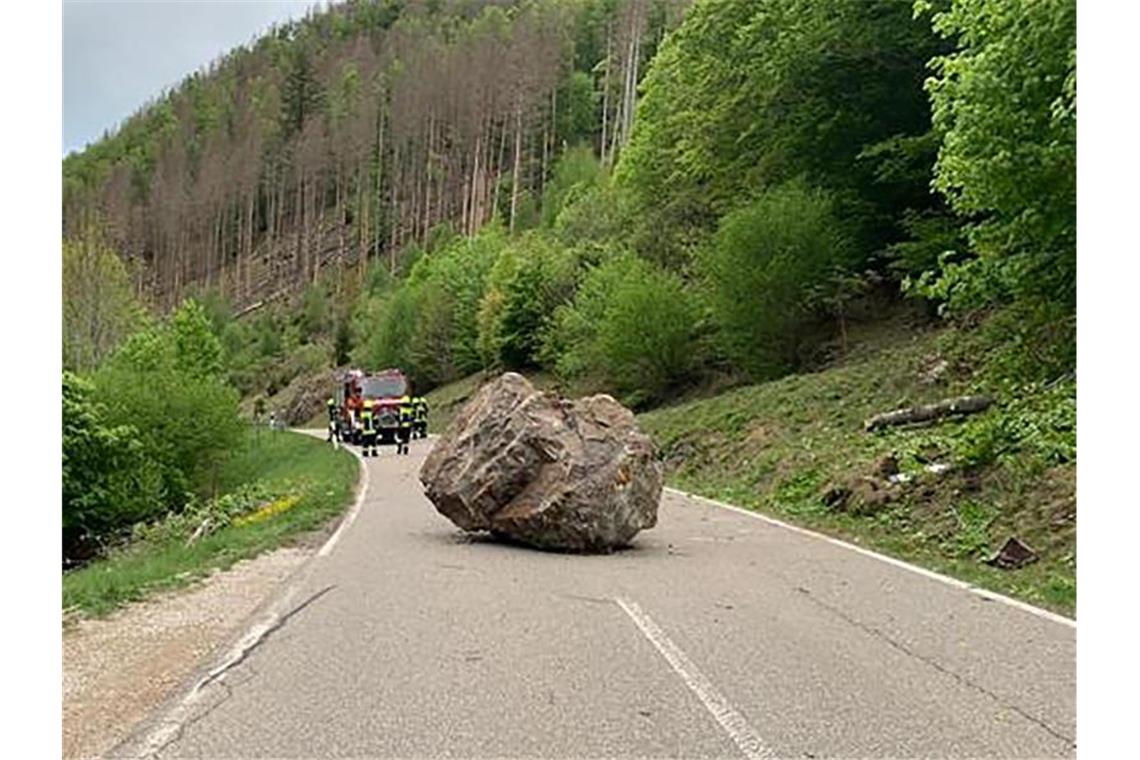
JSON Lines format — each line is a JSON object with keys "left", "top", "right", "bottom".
{"left": 363, "top": 398, "right": 375, "bottom": 409}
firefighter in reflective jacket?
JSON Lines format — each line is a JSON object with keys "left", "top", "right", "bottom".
{"left": 396, "top": 395, "right": 414, "bottom": 455}
{"left": 360, "top": 399, "right": 378, "bottom": 457}
{"left": 413, "top": 396, "right": 428, "bottom": 439}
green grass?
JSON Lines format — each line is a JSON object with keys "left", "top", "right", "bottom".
{"left": 638, "top": 314, "right": 1075, "bottom": 616}
{"left": 63, "top": 429, "right": 359, "bottom": 618}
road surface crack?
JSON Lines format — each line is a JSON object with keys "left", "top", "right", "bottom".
{"left": 196, "top": 584, "right": 336, "bottom": 691}
{"left": 139, "top": 585, "right": 336, "bottom": 758}
{"left": 792, "top": 585, "right": 1075, "bottom": 748}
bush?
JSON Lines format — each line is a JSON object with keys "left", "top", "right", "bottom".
{"left": 63, "top": 372, "right": 165, "bottom": 557}
{"left": 552, "top": 181, "right": 634, "bottom": 250}
{"left": 477, "top": 234, "right": 578, "bottom": 371}
{"left": 703, "top": 183, "right": 855, "bottom": 379}
{"left": 92, "top": 301, "right": 244, "bottom": 503}
{"left": 545, "top": 255, "right": 701, "bottom": 406}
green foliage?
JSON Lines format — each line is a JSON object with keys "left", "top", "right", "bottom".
{"left": 93, "top": 308, "right": 243, "bottom": 506}
{"left": 918, "top": 0, "right": 1076, "bottom": 310}
{"left": 545, "top": 255, "right": 701, "bottom": 406}
{"left": 63, "top": 372, "right": 165, "bottom": 555}
{"left": 128, "top": 482, "right": 278, "bottom": 547}
{"left": 353, "top": 226, "right": 504, "bottom": 388}
{"left": 63, "top": 430, "right": 358, "bottom": 617}
{"left": 299, "top": 282, "right": 332, "bottom": 343}
{"left": 945, "top": 501, "right": 997, "bottom": 559}
{"left": 552, "top": 180, "right": 634, "bottom": 250}
{"left": 554, "top": 70, "right": 597, "bottom": 147}
{"left": 477, "top": 233, "right": 578, "bottom": 371}
{"left": 540, "top": 144, "right": 605, "bottom": 228}
{"left": 170, "top": 298, "right": 224, "bottom": 379}
{"left": 62, "top": 231, "right": 147, "bottom": 372}
{"left": 617, "top": 0, "right": 944, "bottom": 266}
{"left": 703, "top": 183, "right": 855, "bottom": 379}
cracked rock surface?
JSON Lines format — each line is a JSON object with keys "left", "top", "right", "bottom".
{"left": 420, "top": 372, "right": 662, "bottom": 551}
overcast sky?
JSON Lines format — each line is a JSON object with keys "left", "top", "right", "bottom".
{"left": 63, "top": 0, "right": 325, "bottom": 156}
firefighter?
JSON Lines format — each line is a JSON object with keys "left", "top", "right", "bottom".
{"left": 360, "top": 398, "right": 378, "bottom": 457}
{"left": 326, "top": 397, "right": 340, "bottom": 446}
{"left": 396, "top": 394, "right": 415, "bottom": 455}
{"left": 413, "top": 396, "right": 428, "bottom": 439}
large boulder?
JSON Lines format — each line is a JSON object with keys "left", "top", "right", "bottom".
{"left": 420, "top": 373, "right": 662, "bottom": 552}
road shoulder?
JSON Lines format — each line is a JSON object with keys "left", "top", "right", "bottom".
{"left": 63, "top": 546, "right": 311, "bottom": 760}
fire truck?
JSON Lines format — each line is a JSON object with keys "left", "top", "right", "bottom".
{"left": 333, "top": 368, "right": 408, "bottom": 446}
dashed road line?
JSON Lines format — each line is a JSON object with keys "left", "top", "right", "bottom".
{"left": 615, "top": 597, "right": 774, "bottom": 760}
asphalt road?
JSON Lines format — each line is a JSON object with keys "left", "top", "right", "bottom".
{"left": 113, "top": 437, "right": 1075, "bottom": 759}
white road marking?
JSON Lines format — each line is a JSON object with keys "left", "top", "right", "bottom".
{"left": 125, "top": 436, "right": 369, "bottom": 757}
{"left": 616, "top": 597, "right": 774, "bottom": 760}
{"left": 318, "top": 445, "right": 370, "bottom": 557}
{"left": 665, "top": 487, "right": 1076, "bottom": 629}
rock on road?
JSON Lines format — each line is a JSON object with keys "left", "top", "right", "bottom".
{"left": 112, "top": 437, "right": 1075, "bottom": 759}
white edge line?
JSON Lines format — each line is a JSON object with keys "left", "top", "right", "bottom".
{"left": 664, "top": 487, "right": 1076, "bottom": 629}
{"left": 318, "top": 443, "right": 370, "bottom": 557}
{"left": 125, "top": 435, "right": 370, "bottom": 758}
{"left": 615, "top": 597, "right": 773, "bottom": 760}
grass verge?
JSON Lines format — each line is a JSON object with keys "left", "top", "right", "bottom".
{"left": 63, "top": 428, "right": 358, "bottom": 618}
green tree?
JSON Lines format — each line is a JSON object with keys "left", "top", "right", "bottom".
{"left": 617, "top": 0, "right": 944, "bottom": 268}
{"left": 62, "top": 231, "right": 146, "bottom": 372}
{"left": 477, "top": 234, "right": 578, "bottom": 370}
{"left": 170, "top": 298, "right": 224, "bottom": 379}
{"left": 917, "top": 0, "right": 1076, "bottom": 311}
{"left": 63, "top": 371, "right": 165, "bottom": 556}
{"left": 94, "top": 317, "right": 243, "bottom": 503}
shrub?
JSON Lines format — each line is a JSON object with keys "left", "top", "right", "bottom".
{"left": 552, "top": 181, "right": 634, "bottom": 250}
{"left": 93, "top": 306, "right": 244, "bottom": 503}
{"left": 541, "top": 144, "right": 605, "bottom": 228}
{"left": 63, "top": 372, "right": 165, "bottom": 556}
{"left": 546, "top": 255, "right": 701, "bottom": 406}
{"left": 703, "top": 182, "right": 855, "bottom": 379}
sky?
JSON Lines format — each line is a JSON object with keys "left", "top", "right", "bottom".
{"left": 63, "top": 0, "right": 325, "bottom": 156}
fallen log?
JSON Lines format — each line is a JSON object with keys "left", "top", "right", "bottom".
{"left": 864, "top": 395, "right": 992, "bottom": 432}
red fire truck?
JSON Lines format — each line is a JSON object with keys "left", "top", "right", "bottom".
{"left": 334, "top": 368, "right": 408, "bottom": 445}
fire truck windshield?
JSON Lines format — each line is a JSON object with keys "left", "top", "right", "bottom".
{"left": 361, "top": 375, "right": 406, "bottom": 398}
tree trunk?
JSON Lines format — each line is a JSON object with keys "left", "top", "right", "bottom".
{"left": 864, "top": 396, "right": 993, "bottom": 432}
{"left": 510, "top": 104, "right": 523, "bottom": 233}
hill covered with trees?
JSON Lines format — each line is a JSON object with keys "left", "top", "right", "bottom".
{"left": 63, "top": 0, "right": 686, "bottom": 312}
